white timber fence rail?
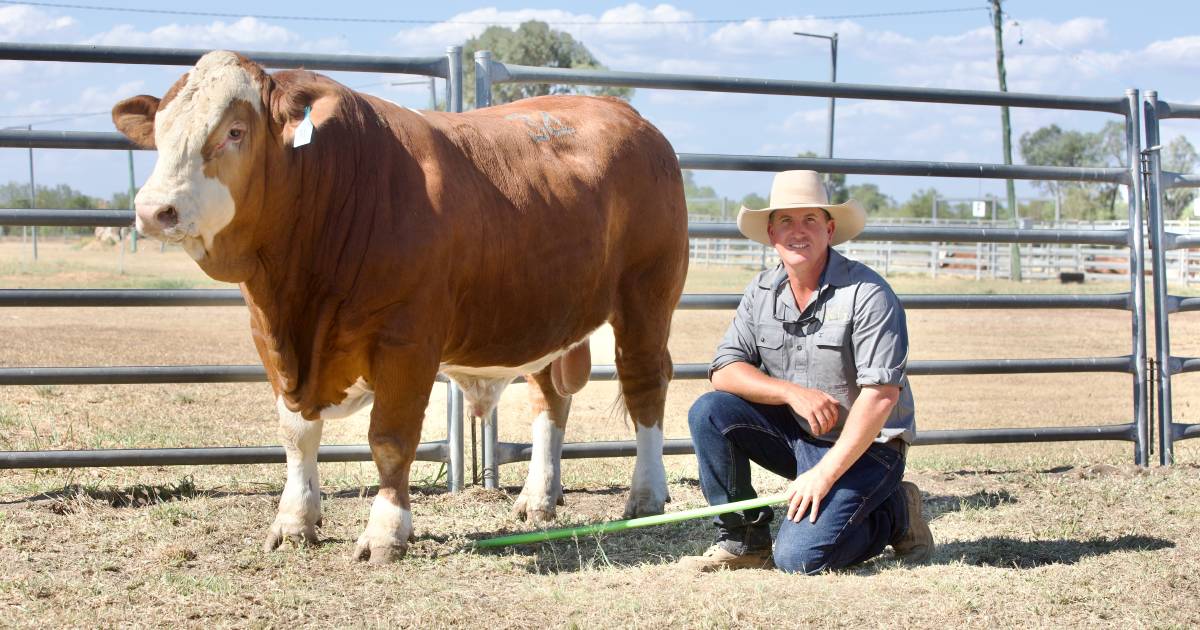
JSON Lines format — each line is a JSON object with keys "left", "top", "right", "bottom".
{"left": 470, "top": 48, "right": 1156, "bottom": 489}
{"left": 1142, "top": 93, "right": 1200, "bottom": 465}
{"left": 687, "top": 233, "right": 1196, "bottom": 282}
{"left": 0, "top": 43, "right": 477, "bottom": 490}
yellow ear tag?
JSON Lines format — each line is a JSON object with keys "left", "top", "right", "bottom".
{"left": 293, "top": 106, "right": 313, "bottom": 148}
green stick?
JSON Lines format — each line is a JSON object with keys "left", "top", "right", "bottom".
{"left": 473, "top": 494, "right": 788, "bottom": 549}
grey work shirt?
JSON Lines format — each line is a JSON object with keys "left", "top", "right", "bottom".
{"left": 710, "top": 248, "right": 916, "bottom": 444}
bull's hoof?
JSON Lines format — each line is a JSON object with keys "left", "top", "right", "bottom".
{"left": 262, "top": 515, "right": 320, "bottom": 551}
{"left": 352, "top": 536, "right": 407, "bottom": 564}
{"left": 513, "top": 489, "right": 565, "bottom": 522}
{"left": 622, "top": 490, "right": 669, "bottom": 519}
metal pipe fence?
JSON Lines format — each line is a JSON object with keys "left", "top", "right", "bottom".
{"left": 1142, "top": 91, "right": 1200, "bottom": 463}
{"left": 470, "top": 53, "right": 1152, "bottom": 486}
{"left": 0, "top": 45, "right": 1171, "bottom": 497}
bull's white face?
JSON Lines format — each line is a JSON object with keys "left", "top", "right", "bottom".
{"left": 133, "top": 51, "right": 262, "bottom": 262}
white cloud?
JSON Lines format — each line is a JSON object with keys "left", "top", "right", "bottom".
{"left": 391, "top": 8, "right": 584, "bottom": 53}
{"left": 709, "top": 17, "right": 863, "bottom": 58}
{"left": 1010, "top": 17, "right": 1108, "bottom": 51}
{"left": 0, "top": 5, "right": 76, "bottom": 41}
{"left": 1143, "top": 36, "right": 1200, "bottom": 69}
{"left": 85, "top": 17, "right": 303, "bottom": 50}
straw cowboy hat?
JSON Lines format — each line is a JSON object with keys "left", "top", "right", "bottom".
{"left": 736, "top": 170, "right": 867, "bottom": 246}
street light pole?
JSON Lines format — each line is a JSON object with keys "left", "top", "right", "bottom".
{"left": 794, "top": 31, "right": 838, "bottom": 161}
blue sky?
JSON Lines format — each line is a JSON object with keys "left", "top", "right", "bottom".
{"left": 0, "top": 0, "right": 1197, "bottom": 207}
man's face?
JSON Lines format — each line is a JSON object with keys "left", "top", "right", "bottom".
{"left": 767, "top": 207, "right": 835, "bottom": 269}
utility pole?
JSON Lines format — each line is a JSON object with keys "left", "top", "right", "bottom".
{"left": 793, "top": 31, "right": 838, "bottom": 159}
{"left": 991, "top": 0, "right": 1022, "bottom": 281}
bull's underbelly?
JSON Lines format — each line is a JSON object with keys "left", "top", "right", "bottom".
{"left": 315, "top": 326, "right": 601, "bottom": 421}
{"left": 440, "top": 327, "right": 597, "bottom": 418}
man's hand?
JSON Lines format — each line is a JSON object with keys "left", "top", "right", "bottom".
{"left": 786, "top": 386, "right": 841, "bottom": 436}
{"left": 785, "top": 466, "right": 837, "bottom": 523}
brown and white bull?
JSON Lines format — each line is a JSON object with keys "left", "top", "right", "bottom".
{"left": 112, "top": 51, "right": 688, "bottom": 562}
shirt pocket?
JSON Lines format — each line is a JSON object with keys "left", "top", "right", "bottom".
{"left": 814, "top": 323, "right": 849, "bottom": 349}
{"left": 812, "top": 323, "right": 852, "bottom": 394}
{"left": 755, "top": 327, "right": 786, "bottom": 376}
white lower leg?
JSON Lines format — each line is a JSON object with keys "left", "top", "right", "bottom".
{"left": 357, "top": 493, "right": 413, "bottom": 551}
{"left": 625, "top": 424, "right": 668, "bottom": 517}
{"left": 516, "top": 411, "right": 565, "bottom": 519}
{"left": 265, "top": 398, "right": 324, "bottom": 549}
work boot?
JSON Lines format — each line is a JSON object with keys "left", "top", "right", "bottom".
{"left": 891, "top": 481, "right": 934, "bottom": 564}
{"left": 678, "top": 521, "right": 774, "bottom": 572}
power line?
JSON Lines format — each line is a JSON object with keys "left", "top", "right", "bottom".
{"left": 0, "top": 111, "right": 107, "bottom": 118}
{"left": 0, "top": 1, "right": 988, "bottom": 26}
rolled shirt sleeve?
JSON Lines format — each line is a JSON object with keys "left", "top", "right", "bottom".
{"left": 709, "top": 283, "right": 760, "bottom": 377}
{"left": 850, "top": 283, "right": 909, "bottom": 387}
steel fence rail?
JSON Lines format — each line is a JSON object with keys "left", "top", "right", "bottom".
{"left": 0, "top": 208, "right": 132, "bottom": 227}
{"left": 0, "top": 42, "right": 448, "bottom": 76}
{"left": 485, "top": 61, "right": 1127, "bottom": 113}
{"left": 0, "top": 209, "right": 1134, "bottom": 247}
{"left": 490, "top": 423, "right": 1139, "bottom": 464}
{"left": 1163, "top": 172, "right": 1200, "bottom": 190}
{"left": 1156, "top": 100, "right": 1200, "bottom": 119}
{"left": 687, "top": 222, "right": 1130, "bottom": 246}
{"left": 0, "top": 130, "right": 138, "bottom": 151}
{"left": 677, "top": 153, "right": 1126, "bottom": 184}
{"left": 1, "top": 356, "right": 1133, "bottom": 387}
{"left": 0, "top": 289, "right": 1129, "bottom": 311}
{"left": 1173, "top": 297, "right": 1200, "bottom": 313}
{"left": 0, "top": 289, "right": 244, "bottom": 307}
{"left": 0, "top": 443, "right": 447, "bottom": 470}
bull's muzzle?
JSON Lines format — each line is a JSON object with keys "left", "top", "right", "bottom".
{"left": 135, "top": 203, "right": 179, "bottom": 237}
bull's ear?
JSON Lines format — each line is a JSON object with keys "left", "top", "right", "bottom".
{"left": 268, "top": 76, "right": 340, "bottom": 147}
{"left": 112, "top": 95, "right": 160, "bottom": 149}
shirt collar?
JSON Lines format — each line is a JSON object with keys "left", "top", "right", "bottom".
{"left": 760, "top": 248, "right": 854, "bottom": 323}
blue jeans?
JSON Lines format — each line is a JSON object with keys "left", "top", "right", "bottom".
{"left": 687, "top": 391, "right": 909, "bottom": 574}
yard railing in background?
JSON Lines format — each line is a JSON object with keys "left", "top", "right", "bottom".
{"left": 0, "top": 43, "right": 470, "bottom": 491}
{"left": 1142, "top": 93, "right": 1200, "bottom": 464}
{"left": 0, "top": 44, "right": 1176, "bottom": 496}
{"left": 473, "top": 50, "right": 1151, "bottom": 487}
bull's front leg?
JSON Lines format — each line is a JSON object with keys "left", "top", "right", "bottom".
{"left": 264, "top": 398, "right": 325, "bottom": 550}
{"left": 353, "top": 352, "right": 437, "bottom": 564}
{"left": 513, "top": 368, "right": 570, "bottom": 521}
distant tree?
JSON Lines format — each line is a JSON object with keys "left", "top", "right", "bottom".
{"left": 681, "top": 170, "right": 726, "bottom": 219}
{"left": 463, "top": 20, "right": 633, "bottom": 107}
{"left": 1163, "top": 135, "right": 1198, "bottom": 220}
{"left": 845, "top": 183, "right": 894, "bottom": 215}
{"left": 739, "top": 192, "right": 768, "bottom": 210}
{"left": 1019, "top": 123, "right": 1122, "bottom": 220}
{"left": 898, "top": 188, "right": 938, "bottom": 219}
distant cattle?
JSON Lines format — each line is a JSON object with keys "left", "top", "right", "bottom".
{"left": 112, "top": 51, "right": 688, "bottom": 563}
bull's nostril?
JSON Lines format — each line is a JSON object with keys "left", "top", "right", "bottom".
{"left": 156, "top": 206, "right": 178, "bottom": 229}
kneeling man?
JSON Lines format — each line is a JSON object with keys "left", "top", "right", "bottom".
{"left": 681, "top": 170, "right": 933, "bottom": 574}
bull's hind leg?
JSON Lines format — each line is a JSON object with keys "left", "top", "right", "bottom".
{"left": 512, "top": 366, "right": 571, "bottom": 522}
{"left": 264, "top": 398, "right": 325, "bottom": 550}
{"left": 612, "top": 284, "right": 679, "bottom": 518}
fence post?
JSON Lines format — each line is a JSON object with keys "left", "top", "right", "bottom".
{"left": 1142, "top": 91, "right": 1173, "bottom": 465}
{"left": 1125, "top": 89, "right": 1150, "bottom": 466}
{"left": 473, "top": 50, "right": 501, "bottom": 488}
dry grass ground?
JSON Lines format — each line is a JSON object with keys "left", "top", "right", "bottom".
{"left": 2, "top": 237, "right": 1199, "bottom": 627}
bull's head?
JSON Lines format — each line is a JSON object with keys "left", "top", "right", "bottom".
{"left": 112, "top": 50, "right": 338, "bottom": 282}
